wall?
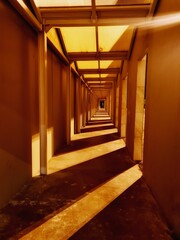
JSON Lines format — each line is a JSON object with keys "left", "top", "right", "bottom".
{"left": 127, "top": 0, "right": 180, "bottom": 236}
{"left": 70, "top": 72, "right": 75, "bottom": 137}
{"left": 126, "top": 29, "right": 148, "bottom": 158}
{"left": 0, "top": 1, "right": 39, "bottom": 207}
{"left": 120, "top": 75, "right": 127, "bottom": 138}
{"left": 74, "top": 77, "right": 81, "bottom": 133}
{"left": 47, "top": 47, "right": 70, "bottom": 155}
{"left": 143, "top": 0, "right": 180, "bottom": 236}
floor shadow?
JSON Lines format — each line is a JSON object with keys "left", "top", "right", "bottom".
{"left": 69, "top": 177, "right": 173, "bottom": 240}
{"left": 0, "top": 147, "right": 134, "bottom": 239}
{"left": 81, "top": 124, "right": 114, "bottom": 132}
{"left": 87, "top": 120, "right": 112, "bottom": 125}
{"left": 55, "top": 132, "right": 120, "bottom": 155}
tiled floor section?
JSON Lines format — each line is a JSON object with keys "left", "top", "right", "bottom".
{"left": 0, "top": 122, "right": 173, "bottom": 239}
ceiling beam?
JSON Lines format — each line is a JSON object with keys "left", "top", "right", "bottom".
{"left": 148, "top": 0, "right": 160, "bottom": 16}
{"left": 40, "top": 5, "right": 150, "bottom": 15}
{"left": 41, "top": 5, "right": 149, "bottom": 27}
{"left": 8, "top": 0, "right": 42, "bottom": 31}
{"left": 91, "top": 0, "right": 97, "bottom": 23}
{"left": 29, "top": 0, "right": 42, "bottom": 23}
{"left": 44, "top": 17, "right": 147, "bottom": 27}
{"left": 85, "top": 77, "right": 116, "bottom": 81}
{"left": 68, "top": 51, "right": 128, "bottom": 61}
{"left": 90, "top": 86, "right": 112, "bottom": 89}
{"left": 79, "top": 68, "right": 120, "bottom": 74}
{"left": 127, "top": 28, "right": 137, "bottom": 59}
{"left": 88, "top": 83, "right": 113, "bottom": 86}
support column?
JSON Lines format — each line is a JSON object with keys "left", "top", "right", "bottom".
{"left": 121, "top": 76, "right": 128, "bottom": 138}
{"left": 113, "top": 81, "right": 117, "bottom": 127}
{"left": 75, "top": 77, "right": 81, "bottom": 133}
{"left": 38, "top": 30, "right": 48, "bottom": 175}
{"left": 82, "top": 85, "right": 87, "bottom": 127}
{"left": 66, "top": 66, "right": 71, "bottom": 144}
{"left": 80, "top": 82, "right": 83, "bottom": 128}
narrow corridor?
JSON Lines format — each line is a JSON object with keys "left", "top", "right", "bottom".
{"left": 0, "top": 112, "right": 172, "bottom": 240}
{"left": 1, "top": 1, "right": 180, "bottom": 238}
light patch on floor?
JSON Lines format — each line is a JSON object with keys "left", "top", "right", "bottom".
{"left": 48, "top": 139, "right": 125, "bottom": 174}
{"left": 71, "top": 128, "right": 118, "bottom": 141}
{"left": 19, "top": 165, "right": 142, "bottom": 240}
{"left": 91, "top": 116, "right": 111, "bottom": 120}
{"left": 81, "top": 123, "right": 113, "bottom": 129}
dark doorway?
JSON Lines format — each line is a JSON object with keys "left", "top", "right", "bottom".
{"left": 100, "top": 100, "right": 104, "bottom": 109}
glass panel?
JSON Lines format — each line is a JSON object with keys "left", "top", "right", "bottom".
{"left": 60, "top": 27, "right": 96, "bottom": 52}
{"left": 77, "top": 61, "right": 98, "bottom": 69}
{"left": 100, "top": 60, "right": 121, "bottom": 69}
{"left": 85, "top": 74, "right": 117, "bottom": 78}
{"left": 98, "top": 26, "right": 129, "bottom": 51}
{"left": 88, "top": 81, "right": 107, "bottom": 84}
{"left": 100, "top": 74, "right": 117, "bottom": 78}
{"left": 84, "top": 74, "right": 100, "bottom": 78}
{"left": 47, "top": 29, "right": 64, "bottom": 56}
{"left": 96, "top": 0, "right": 118, "bottom": 5}
{"left": 96, "top": 0, "right": 151, "bottom": 5}
{"left": 34, "top": 0, "right": 91, "bottom": 7}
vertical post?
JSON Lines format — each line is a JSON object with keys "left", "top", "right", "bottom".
{"left": 75, "top": 77, "right": 81, "bottom": 133}
{"left": 82, "top": 84, "right": 86, "bottom": 127}
{"left": 121, "top": 76, "right": 128, "bottom": 138}
{"left": 118, "top": 74, "right": 122, "bottom": 136}
{"left": 38, "top": 30, "right": 47, "bottom": 175}
{"left": 66, "top": 65, "right": 71, "bottom": 144}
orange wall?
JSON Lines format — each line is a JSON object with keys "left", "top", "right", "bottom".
{"left": 0, "top": 2, "right": 39, "bottom": 207}
{"left": 47, "top": 47, "right": 70, "bottom": 154}
{"left": 126, "top": 29, "right": 148, "bottom": 157}
{"left": 144, "top": 0, "right": 180, "bottom": 236}
{"left": 70, "top": 72, "right": 75, "bottom": 137}
{"left": 127, "top": 0, "right": 180, "bottom": 236}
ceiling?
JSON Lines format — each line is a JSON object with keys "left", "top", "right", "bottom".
{"left": 15, "top": 0, "right": 158, "bottom": 98}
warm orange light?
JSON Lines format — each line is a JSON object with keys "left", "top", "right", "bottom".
{"left": 48, "top": 139, "right": 125, "bottom": 174}
{"left": 77, "top": 60, "right": 98, "bottom": 69}
{"left": 99, "top": 26, "right": 129, "bottom": 51}
{"left": 34, "top": 0, "right": 91, "bottom": 7}
{"left": 19, "top": 165, "right": 142, "bottom": 240}
{"left": 60, "top": 27, "right": 96, "bottom": 52}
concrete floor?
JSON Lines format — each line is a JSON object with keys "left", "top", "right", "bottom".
{"left": 0, "top": 121, "right": 173, "bottom": 239}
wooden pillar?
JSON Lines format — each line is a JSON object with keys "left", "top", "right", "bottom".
{"left": 38, "top": 30, "right": 47, "bottom": 175}
{"left": 66, "top": 66, "right": 71, "bottom": 144}
{"left": 82, "top": 85, "right": 87, "bottom": 127}
{"left": 75, "top": 77, "right": 81, "bottom": 133}
{"left": 121, "top": 76, "right": 128, "bottom": 138}
{"left": 113, "top": 80, "right": 117, "bottom": 126}
{"left": 80, "top": 82, "right": 83, "bottom": 128}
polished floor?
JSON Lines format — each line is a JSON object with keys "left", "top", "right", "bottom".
{"left": 0, "top": 115, "right": 173, "bottom": 240}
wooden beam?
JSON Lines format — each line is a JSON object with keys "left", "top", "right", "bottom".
{"left": 148, "top": 0, "right": 159, "bottom": 16}
{"left": 86, "top": 77, "right": 116, "bottom": 81}
{"left": 90, "top": 86, "right": 113, "bottom": 89}
{"left": 29, "top": 0, "right": 42, "bottom": 23}
{"left": 68, "top": 51, "right": 128, "bottom": 61}
{"left": 44, "top": 17, "right": 147, "bottom": 27}
{"left": 40, "top": 5, "right": 150, "bottom": 15}
{"left": 127, "top": 28, "right": 137, "bottom": 60}
{"left": 8, "top": 0, "right": 42, "bottom": 31}
{"left": 89, "top": 83, "right": 113, "bottom": 87}
{"left": 57, "top": 29, "right": 69, "bottom": 59}
{"left": 79, "top": 68, "right": 120, "bottom": 74}
{"left": 91, "top": 0, "right": 97, "bottom": 23}
{"left": 41, "top": 5, "right": 149, "bottom": 27}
